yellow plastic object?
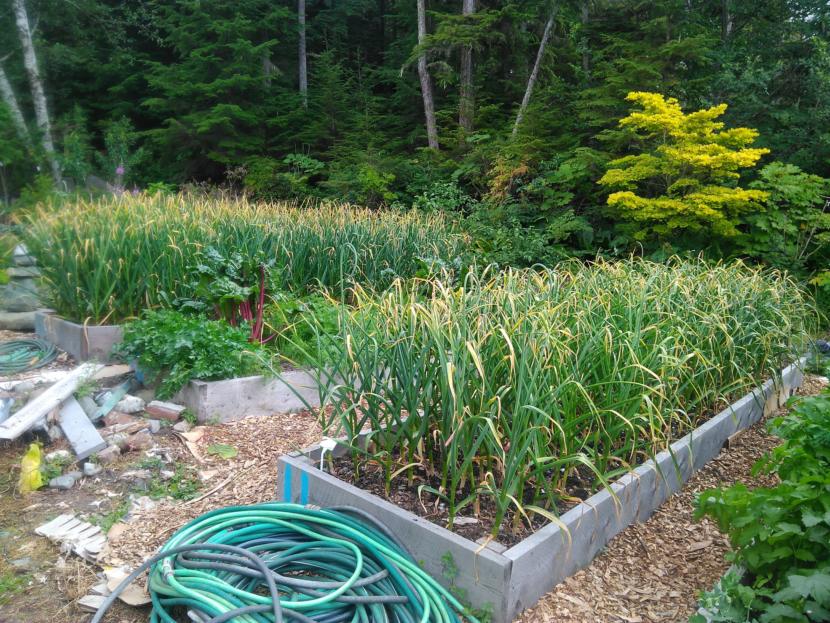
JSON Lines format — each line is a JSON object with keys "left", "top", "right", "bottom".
{"left": 18, "top": 443, "right": 43, "bottom": 493}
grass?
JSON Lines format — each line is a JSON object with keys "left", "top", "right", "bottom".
{"left": 22, "top": 193, "right": 463, "bottom": 324}
{"left": 303, "top": 258, "right": 814, "bottom": 537}
{"left": 0, "top": 570, "right": 29, "bottom": 605}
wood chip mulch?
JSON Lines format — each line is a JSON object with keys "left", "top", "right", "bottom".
{"left": 516, "top": 375, "right": 829, "bottom": 623}
{"left": 106, "top": 409, "right": 321, "bottom": 568}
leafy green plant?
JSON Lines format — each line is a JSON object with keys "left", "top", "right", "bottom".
{"left": 263, "top": 291, "right": 341, "bottom": 365}
{"left": 117, "top": 310, "right": 267, "bottom": 397}
{"left": 694, "top": 391, "right": 830, "bottom": 622}
{"left": 299, "top": 258, "right": 812, "bottom": 536}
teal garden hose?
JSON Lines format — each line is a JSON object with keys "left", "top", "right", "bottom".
{"left": 93, "top": 503, "right": 479, "bottom": 623}
{"left": 0, "top": 338, "right": 57, "bottom": 375}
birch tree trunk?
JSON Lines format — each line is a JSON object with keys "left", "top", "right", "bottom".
{"left": 416, "top": 0, "right": 439, "bottom": 150}
{"left": 512, "top": 6, "right": 556, "bottom": 138}
{"left": 580, "top": 1, "right": 590, "bottom": 74}
{"left": 458, "top": 0, "right": 475, "bottom": 134}
{"left": 0, "top": 62, "right": 31, "bottom": 146}
{"left": 13, "top": 0, "right": 60, "bottom": 183}
{"left": 298, "top": 0, "right": 308, "bottom": 107}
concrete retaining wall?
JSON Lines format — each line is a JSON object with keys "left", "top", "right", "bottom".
{"left": 35, "top": 310, "right": 123, "bottom": 363}
{"left": 276, "top": 359, "right": 805, "bottom": 623}
{"left": 173, "top": 369, "right": 321, "bottom": 423}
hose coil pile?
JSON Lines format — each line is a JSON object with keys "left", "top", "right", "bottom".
{"left": 0, "top": 338, "right": 57, "bottom": 375}
{"left": 93, "top": 502, "right": 479, "bottom": 623}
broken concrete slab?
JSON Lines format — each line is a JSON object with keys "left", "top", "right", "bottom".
{"left": 35, "top": 514, "right": 106, "bottom": 561}
{"left": 58, "top": 396, "right": 107, "bottom": 460}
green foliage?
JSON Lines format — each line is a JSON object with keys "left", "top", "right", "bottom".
{"left": 306, "top": 258, "right": 812, "bottom": 535}
{"left": 0, "top": 570, "right": 29, "bottom": 605}
{"left": 58, "top": 106, "right": 93, "bottom": 186}
{"left": 694, "top": 391, "right": 830, "bottom": 622}
{"left": 97, "top": 117, "right": 144, "bottom": 187}
{"left": 263, "top": 291, "right": 341, "bottom": 365}
{"left": 117, "top": 309, "right": 266, "bottom": 398}
{"left": 23, "top": 194, "right": 461, "bottom": 323}
{"left": 599, "top": 92, "right": 769, "bottom": 241}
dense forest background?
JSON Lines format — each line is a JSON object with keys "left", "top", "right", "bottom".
{"left": 1, "top": 0, "right": 829, "bottom": 302}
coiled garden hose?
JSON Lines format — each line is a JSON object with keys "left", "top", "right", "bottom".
{"left": 93, "top": 502, "right": 479, "bottom": 623}
{"left": 0, "top": 338, "right": 57, "bottom": 375}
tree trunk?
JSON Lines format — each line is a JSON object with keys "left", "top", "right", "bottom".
{"left": 512, "top": 6, "right": 556, "bottom": 138}
{"left": 12, "top": 0, "right": 60, "bottom": 183}
{"left": 0, "top": 62, "right": 31, "bottom": 146}
{"left": 580, "top": 1, "right": 590, "bottom": 74}
{"left": 298, "top": 0, "right": 308, "bottom": 108}
{"left": 721, "top": 0, "right": 733, "bottom": 42}
{"left": 416, "top": 0, "right": 439, "bottom": 150}
{"left": 458, "top": 0, "right": 475, "bottom": 135}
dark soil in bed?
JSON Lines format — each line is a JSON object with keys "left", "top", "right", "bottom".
{"left": 330, "top": 456, "right": 596, "bottom": 548}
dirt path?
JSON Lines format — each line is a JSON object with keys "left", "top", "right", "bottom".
{"left": 517, "top": 375, "right": 828, "bottom": 623}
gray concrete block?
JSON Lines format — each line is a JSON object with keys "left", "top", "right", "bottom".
{"left": 35, "top": 310, "right": 123, "bottom": 363}
{"left": 58, "top": 396, "right": 107, "bottom": 460}
{"left": 174, "top": 369, "right": 322, "bottom": 422}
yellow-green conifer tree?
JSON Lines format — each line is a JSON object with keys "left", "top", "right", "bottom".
{"left": 599, "top": 92, "right": 769, "bottom": 240}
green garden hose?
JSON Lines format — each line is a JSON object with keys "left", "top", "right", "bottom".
{"left": 93, "top": 502, "right": 479, "bottom": 623}
{"left": 0, "top": 338, "right": 57, "bottom": 375}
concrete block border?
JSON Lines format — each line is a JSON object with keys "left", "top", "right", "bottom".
{"left": 35, "top": 310, "right": 123, "bottom": 363}
{"left": 277, "top": 358, "right": 805, "bottom": 623}
{"left": 173, "top": 369, "right": 321, "bottom": 423}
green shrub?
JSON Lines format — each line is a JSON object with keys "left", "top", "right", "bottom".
{"left": 117, "top": 309, "right": 267, "bottom": 397}
{"left": 263, "top": 291, "right": 342, "bottom": 365}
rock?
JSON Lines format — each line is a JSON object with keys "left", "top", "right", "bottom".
{"left": 115, "top": 395, "right": 145, "bottom": 414}
{"left": 146, "top": 419, "right": 161, "bottom": 434}
{"left": 126, "top": 430, "right": 154, "bottom": 451}
{"left": 134, "top": 387, "right": 156, "bottom": 403}
{"left": 119, "top": 469, "right": 152, "bottom": 481}
{"left": 77, "top": 395, "right": 99, "bottom": 418}
{"left": 65, "top": 470, "right": 83, "bottom": 480}
{"left": 102, "top": 411, "right": 140, "bottom": 427}
{"left": 45, "top": 449, "right": 72, "bottom": 462}
{"left": 47, "top": 424, "right": 64, "bottom": 442}
{"left": 49, "top": 474, "right": 76, "bottom": 490}
{"left": 13, "top": 380, "right": 36, "bottom": 395}
{"left": 160, "top": 469, "right": 175, "bottom": 480}
{"left": 104, "top": 432, "right": 129, "bottom": 450}
{"left": 453, "top": 517, "right": 479, "bottom": 526}
{"left": 145, "top": 400, "right": 186, "bottom": 422}
{"left": 1, "top": 281, "right": 40, "bottom": 312}
{"left": 11, "top": 557, "right": 34, "bottom": 572}
{"left": 172, "top": 420, "right": 192, "bottom": 433}
{"left": 97, "top": 445, "right": 121, "bottom": 464}
{"left": 83, "top": 462, "right": 102, "bottom": 477}
{"left": 6, "top": 266, "right": 39, "bottom": 279}
{"left": 78, "top": 595, "right": 106, "bottom": 613}
{"left": 12, "top": 244, "right": 35, "bottom": 266}
{"left": 0, "top": 311, "right": 36, "bottom": 330}
{"left": 815, "top": 339, "right": 830, "bottom": 354}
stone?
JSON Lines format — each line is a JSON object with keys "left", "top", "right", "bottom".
{"left": 49, "top": 475, "right": 76, "bottom": 490}
{"left": 92, "top": 364, "right": 132, "bottom": 381}
{"left": 0, "top": 311, "right": 36, "bottom": 331}
{"left": 104, "top": 432, "right": 129, "bottom": 450}
{"left": 126, "top": 430, "right": 154, "bottom": 451}
{"left": 1, "top": 281, "right": 40, "bottom": 312}
{"left": 102, "top": 411, "right": 140, "bottom": 427}
{"left": 146, "top": 419, "right": 162, "bottom": 434}
{"left": 6, "top": 266, "right": 39, "bottom": 279}
{"left": 13, "top": 244, "right": 35, "bottom": 266}
{"left": 145, "top": 400, "right": 186, "bottom": 422}
{"left": 11, "top": 557, "right": 34, "bottom": 572}
{"left": 97, "top": 445, "right": 121, "bottom": 464}
{"left": 12, "top": 380, "right": 36, "bottom": 395}
{"left": 45, "top": 449, "right": 72, "bottom": 462}
{"left": 172, "top": 420, "right": 192, "bottom": 433}
{"left": 160, "top": 469, "right": 175, "bottom": 480}
{"left": 47, "top": 424, "right": 64, "bottom": 442}
{"left": 114, "top": 395, "right": 145, "bottom": 414}
{"left": 119, "top": 469, "right": 152, "bottom": 481}
{"left": 65, "top": 470, "right": 83, "bottom": 480}
{"left": 83, "top": 462, "right": 102, "bottom": 477}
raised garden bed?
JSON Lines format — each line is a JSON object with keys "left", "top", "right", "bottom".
{"left": 277, "top": 358, "right": 805, "bottom": 623}
{"left": 35, "top": 309, "right": 123, "bottom": 363}
{"left": 173, "top": 369, "right": 321, "bottom": 423}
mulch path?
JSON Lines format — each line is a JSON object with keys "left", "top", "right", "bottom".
{"left": 516, "top": 374, "right": 828, "bottom": 623}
